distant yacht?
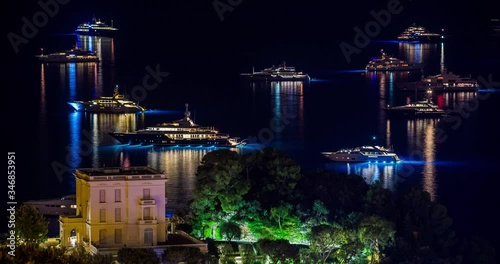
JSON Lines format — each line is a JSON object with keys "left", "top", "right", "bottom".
{"left": 397, "top": 23, "right": 445, "bottom": 42}
{"left": 491, "top": 18, "right": 500, "bottom": 38}
{"left": 321, "top": 145, "right": 401, "bottom": 163}
{"left": 240, "top": 62, "right": 310, "bottom": 81}
{"left": 397, "top": 70, "right": 479, "bottom": 92}
{"left": 24, "top": 194, "right": 76, "bottom": 216}
{"left": 68, "top": 86, "right": 146, "bottom": 113}
{"left": 365, "top": 49, "right": 422, "bottom": 71}
{"left": 75, "top": 16, "right": 119, "bottom": 36}
{"left": 383, "top": 89, "right": 446, "bottom": 118}
{"left": 109, "top": 103, "right": 245, "bottom": 147}
{"left": 36, "top": 46, "right": 99, "bottom": 63}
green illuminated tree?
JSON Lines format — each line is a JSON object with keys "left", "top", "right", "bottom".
{"left": 245, "top": 148, "right": 302, "bottom": 207}
{"left": 162, "top": 246, "right": 203, "bottom": 264}
{"left": 257, "top": 239, "right": 299, "bottom": 264}
{"left": 192, "top": 149, "right": 250, "bottom": 237}
{"left": 15, "top": 204, "right": 48, "bottom": 244}
{"left": 358, "top": 215, "right": 395, "bottom": 263}
{"left": 309, "top": 224, "right": 349, "bottom": 263}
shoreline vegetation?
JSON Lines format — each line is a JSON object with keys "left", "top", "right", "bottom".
{"left": 1, "top": 148, "right": 497, "bottom": 263}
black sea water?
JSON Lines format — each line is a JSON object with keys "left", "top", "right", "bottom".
{"left": 5, "top": 18, "right": 500, "bottom": 252}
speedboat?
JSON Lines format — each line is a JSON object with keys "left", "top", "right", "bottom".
{"left": 321, "top": 145, "right": 401, "bottom": 163}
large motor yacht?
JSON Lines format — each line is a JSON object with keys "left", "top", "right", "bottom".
{"left": 383, "top": 93, "right": 446, "bottom": 118}
{"left": 68, "top": 86, "right": 146, "bottom": 113}
{"left": 75, "top": 17, "right": 119, "bottom": 36}
{"left": 24, "top": 194, "right": 77, "bottom": 216}
{"left": 322, "top": 145, "right": 401, "bottom": 163}
{"left": 109, "top": 104, "right": 245, "bottom": 147}
{"left": 397, "top": 23, "right": 445, "bottom": 42}
{"left": 397, "top": 70, "right": 479, "bottom": 92}
{"left": 365, "top": 49, "right": 421, "bottom": 71}
{"left": 36, "top": 47, "right": 99, "bottom": 63}
{"left": 240, "top": 62, "right": 310, "bottom": 81}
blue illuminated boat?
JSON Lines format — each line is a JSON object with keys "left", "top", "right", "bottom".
{"left": 109, "top": 104, "right": 245, "bottom": 147}
{"left": 321, "top": 146, "right": 401, "bottom": 163}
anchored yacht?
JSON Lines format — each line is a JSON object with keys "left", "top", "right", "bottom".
{"left": 109, "top": 104, "right": 245, "bottom": 147}
{"left": 322, "top": 146, "right": 401, "bottom": 163}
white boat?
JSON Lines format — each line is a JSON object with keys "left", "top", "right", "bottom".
{"left": 110, "top": 103, "right": 245, "bottom": 147}
{"left": 322, "top": 146, "right": 401, "bottom": 163}
{"left": 240, "top": 62, "right": 310, "bottom": 81}
{"left": 365, "top": 49, "right": 422, "bottom": 71}
{"left": 24, "top": 194, "right": 77, "bottom": 216}
{"left": 397, "top": 70, "right": 479, "bottom": 92}
{"left": 68, "top": 85, "right": 146, "bottom": 113}
{"left": 75, "top": 16, "right": 119, "bottom": 36}
{"left": 397, "top": 23, "right": 445, "bottom": 42}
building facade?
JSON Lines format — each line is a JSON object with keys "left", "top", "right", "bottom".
{"left": 59, "top": 166, "right": 168, "bottom": 254}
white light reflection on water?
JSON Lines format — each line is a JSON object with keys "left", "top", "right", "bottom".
{"left": 326, "top": 162, "right": 399, "bottom": 191}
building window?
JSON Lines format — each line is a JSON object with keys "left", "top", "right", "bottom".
{"left": 99, "top": 190, "right": 106, "bottom": 203}
{"left": 100, "top": 209, "right": 106, "bottom": 222}
{"left": 115, "top": 208, "right": 121, "bottom": 222}
{"left": 99, "top": 229, "right": 107, "bottom": 244}
{"left": 143, "top": 189, "right": 151, "bottom": 199}
{"left": 144, "top": 228, "right": 153, "bottom": 244}
{"left": 115, "top": 229, "right": 122, "bottom": 244}
{"left": 115, "top": 189, "right": 121, "bottom": 202}
{"left": 143, "top": 207, "right": 152, "bottom": 220}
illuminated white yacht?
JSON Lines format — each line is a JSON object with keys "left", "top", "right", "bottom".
{"left": 68, "top": 86, "right": 146, "bottom": 113}
{"left": 75, "top": 16, "right": 119, "bottom": 36}
{"left": 24, "top": 194, "right": 77, "bottom": 216}
{"left": 240, "top": 62, "right": 310, "bottom": 81}
{"left": 36, "top": 47, "right": 99, "bottom": 63}
{"left": 109, "top": 104, "right": 244, "bottom": 147}
{"left": 322, "top": 146, "right": 401, "bottom": 163}
{"left": 365, "top": 49, "right": 422, "bottom": 71}
{"left": 397, "top": 23, "right": 444, "bottom": 42}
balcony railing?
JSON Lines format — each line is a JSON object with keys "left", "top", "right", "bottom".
{"left": 140, "top": 199, "right": 155, "bottom": 205}
{"left": 138, "top": 219, "right": 158, "bottom": 225}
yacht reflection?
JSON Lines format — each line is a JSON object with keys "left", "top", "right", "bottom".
{"left": 115, "top": 147, "right": 241, "bottom": 214}
{"left": 270, "top": 81, "right": 305, "bottom": 140}
{"left": 326, "top": 162, "right": 399, "bottom": 191}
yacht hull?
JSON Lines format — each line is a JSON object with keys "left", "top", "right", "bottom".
{"left": 322, "top": 152, "right": 400, "bottom": 163}
{"left": 240, "top": 74, "right": 310, "bottom": 81}
{"left": 109, "top": 132, "right": 241, "bottom": 147}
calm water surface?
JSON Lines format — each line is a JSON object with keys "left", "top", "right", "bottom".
{"left": 7, "top": 34, "right": 500, "bottom": 249}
